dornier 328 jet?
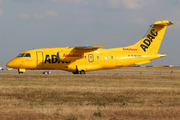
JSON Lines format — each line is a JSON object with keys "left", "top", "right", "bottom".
{"left": 6, "top": 20, "right": 173, "bottom": 74}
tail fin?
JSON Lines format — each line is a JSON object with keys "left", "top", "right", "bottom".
{"left": 126, "top": 20, "right": 173, "bottom": 54}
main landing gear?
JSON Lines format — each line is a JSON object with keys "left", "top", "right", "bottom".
{"left": 73, "top": 70, "right": 86, "bottom": 74}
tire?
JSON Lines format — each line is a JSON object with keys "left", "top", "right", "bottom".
{"left": 73, "top": 70, "right": 79, "bottom": 74}
{"left": 80, "top": 70, "right": 85, "bottom": 74}
{"left": 73, "top": 72, "right": 77, "bottom": 74}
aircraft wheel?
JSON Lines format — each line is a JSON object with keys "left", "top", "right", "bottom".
{"left": 73, "top": 70, "right": 80, "bottom": 74}
{"left": 18, "top": 72, "right": 23, "bottom": 74}
{"left": 80, "top": 70, "right": 86, "bottom": 74}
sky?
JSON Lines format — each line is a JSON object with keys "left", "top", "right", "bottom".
{"left": 0, "top": 0, "right": 180, "bottom": 66}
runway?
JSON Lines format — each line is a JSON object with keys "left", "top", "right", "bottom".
{"left": 1, "top": 67, "right": 179, "bottom": 75}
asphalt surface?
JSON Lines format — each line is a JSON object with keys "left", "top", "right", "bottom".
{"left": 0, "top": 69, "right": 177, "bottom": 75}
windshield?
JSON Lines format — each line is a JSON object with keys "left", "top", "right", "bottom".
{"left": 16, "top": 53, "right": 31, "bottom": 57}
{"left": 17, "top": 54, "right": 24, "bottom": 57}
{"left": 24, "top": 53, "right": 31, "bottom": 57}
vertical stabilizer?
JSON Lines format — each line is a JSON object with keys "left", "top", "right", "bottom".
{"left": 126, "top": 20, "right": 173, "bottom": 54}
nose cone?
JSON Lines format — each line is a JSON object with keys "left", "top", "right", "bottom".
{"left": 6, "top": 58, "right": 19, "bottom": 68}
{"left": 6, "top": 60, "right": 13, "bottom": 68}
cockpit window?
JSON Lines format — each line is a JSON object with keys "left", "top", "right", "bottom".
{"left": 17, "top": 53, "right": 31, "bottom": 57}
{"left": 17, "top": 54, "right": 24, "bottom": 57}
{"left": 24, "top": 53, "right": 31, "bottom": 57}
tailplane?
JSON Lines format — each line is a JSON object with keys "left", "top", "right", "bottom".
{"left": 126, "top": 20, "right": 173, "bottom": 54}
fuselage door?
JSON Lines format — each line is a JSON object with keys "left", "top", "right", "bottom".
{"left": 88, "top": 54, "right": 94, "bottom": 63}
{"left": 116, "top": 53, "right": 124, "bottom": 67}
{"left": 36, "top": 52, "right": 43, "bottom": 66}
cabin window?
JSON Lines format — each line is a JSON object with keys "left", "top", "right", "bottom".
{"left": 97, "top": 56, "right": 99, "bottom": 59}
{"left": 111, "top": 56, "right": 113, "bottom": 59}
{"left": 17, "top": 54, "right": 24, "bottom": 57}
{"left": 24, "top": 53, "right": 31, "bottom": 57}
{"left": 84, "top": 56, "right": 86, "bottom": 59}
{"left": 90, "top": 56, "right": 92, "bottom": 59}
{"left": 105, "top": 56, "right": 108, "bottom": 59}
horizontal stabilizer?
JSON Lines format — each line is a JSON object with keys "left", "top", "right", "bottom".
{"left": 153, "top": 20, "right": 173, "bottom": 26}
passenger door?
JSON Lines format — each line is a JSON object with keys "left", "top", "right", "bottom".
{"left": 36, "top": 52, "right": 43, "bottom": 66}
{"left": 88, "top": 54, "right": 94, "bottom": 63}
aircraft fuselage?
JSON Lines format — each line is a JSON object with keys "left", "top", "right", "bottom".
{"left": 6, "top": 47, "right": 163, "bottom": 73}
{"left": 6, "top": 20, "right": 173, "bottom": 74}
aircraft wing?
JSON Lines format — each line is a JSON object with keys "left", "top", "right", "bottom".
{"left": 57, "top": 46, "right": 106, "bottom": 61}
{"left": 71, "top": 46, "right": 106, "bottom": 52}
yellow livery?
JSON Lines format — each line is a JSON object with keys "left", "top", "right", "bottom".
{"left": 6, "top": 20, "right": 173, "bottom": 74}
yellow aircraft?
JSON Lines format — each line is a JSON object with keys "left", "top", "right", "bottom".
{"left": 6, "top": 20, "right": 173, "bottom": 74}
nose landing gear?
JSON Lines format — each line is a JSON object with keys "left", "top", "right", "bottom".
{"left": 18, "top": 69, "right": 26, "bottom": 74}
